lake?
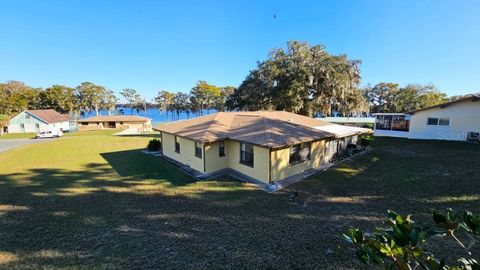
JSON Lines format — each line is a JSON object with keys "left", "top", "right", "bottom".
{"left": 81, "top": 107, "right": 217, "bottom": 126}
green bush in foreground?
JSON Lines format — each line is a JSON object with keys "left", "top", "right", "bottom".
{"left": 343, "top": 209, "right": 480, "bottom": 270}
{"left": 147, "top": 139, "right": 161, "bottom": 151}
{"left": 359, "top": 134, "right": 374, "bottom": 147}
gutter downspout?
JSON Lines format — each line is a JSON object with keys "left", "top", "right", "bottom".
{"left": 160, "top": 132, "right": 163, "bottom": 153}
{"left": 203, "top": 143, "right": 206, "bottom": 173}
{"left": 268, "top": 148, "right": 272, "bottom": 183}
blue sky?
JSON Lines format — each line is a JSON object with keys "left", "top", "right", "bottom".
{"left": 1, "top": 0, "right": 479, "bottom": 101}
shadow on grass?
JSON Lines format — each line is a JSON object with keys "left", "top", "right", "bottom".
{"left": 0, "top": 147, "right": 384, "bottom": 269}
{"left": 290, "top": 137, "right": 480, "bottom": 218}
{"left": 100, "top": 149, "right": 196, "bottom": 187}
{"left": 0, "top": 138, "right": 479, "bottom": 269}
{"left": 0, "top": 163, "right": 336, "bottom": 269}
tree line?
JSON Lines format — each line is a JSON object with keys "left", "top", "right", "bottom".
{"left": 0, "top": 81, "right": 118, "bottom": 118}
{"left": 225, "top": 40, "right": 451, "bottom": 116}
{"left": 0, "top": 79, "right": 236, "bottom": 124}
{"left": 362, "top": 82, "right": 449, "bottom": 113}
{"left": 0, "top": 40, "right": 462, "bottom": 124}
{"left": 155, "top": 81, "right": 235, "bottom": 120}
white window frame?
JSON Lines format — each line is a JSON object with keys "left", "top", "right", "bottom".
{"left": 218, "top": 141, "right": 225, "bottom": 157}
{"left": 427, "top": 117, "right": 450, "bottom": 127}
{"left": 240, "top": 143, "right": 254, "bottom": 167}
{"left": 438, "top": 118, "right": 451, "bottom": 126}
{"left": 427, "top": 117, "right": 439, "bottom": 126}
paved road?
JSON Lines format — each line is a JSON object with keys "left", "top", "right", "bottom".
{"left": 0, "top": 138, "right": 53, "bottom": 153}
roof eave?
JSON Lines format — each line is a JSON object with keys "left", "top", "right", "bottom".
{"left": 25, "top": 111, "right": 50, "bottom": 124}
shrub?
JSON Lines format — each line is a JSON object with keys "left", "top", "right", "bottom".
{"left": 343, "top": 209, "right": 480, "bottom": 270}
{"left": 365, "top": 123, "right": 374, "bottom": 129}
{"left": 359, "top": 134, "right": 374, "bottom": 147}
{"left": 147, "top": 139, "right": 161, "bottom": 151}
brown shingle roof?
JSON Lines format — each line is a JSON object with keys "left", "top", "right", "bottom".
{"left": 78, "top": 115, "right": 151, "bottom": 123}
{"left": 154, "top": 111, "right": 369, "bottom": 148}
{"left": 27, "top": 109, "right": 71, "bottom": 124}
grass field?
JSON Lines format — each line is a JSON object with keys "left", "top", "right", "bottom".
{"left": 0, "top": 132, "right": 479, "bottom": 269}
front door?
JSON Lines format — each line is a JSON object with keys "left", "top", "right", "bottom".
{"left": 108, "top": 122, "right": 116, "bottom": 128}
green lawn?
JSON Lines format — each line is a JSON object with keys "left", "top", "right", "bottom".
{"left": 0, "top": 133, "right": 479, "bottom": 269}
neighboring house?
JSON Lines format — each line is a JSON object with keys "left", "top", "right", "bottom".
{"left": 7, "top": 109, "right": 75, "bottom": 133}
{"left": 373, "top": 94, "right": 480, "bottom": 142}
{"left": 77, "top": 115, "right": 152, "bottom": 132}
{"left": 153, "top": 111, "right": 370, "bottom": 184}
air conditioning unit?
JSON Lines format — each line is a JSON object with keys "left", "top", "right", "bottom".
{"left": 466, "top": 132, "right": 480, "bottom": 143}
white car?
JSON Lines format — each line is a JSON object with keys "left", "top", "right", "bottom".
{"left": 36, "top": 130, "right": 63, "bottom": 139}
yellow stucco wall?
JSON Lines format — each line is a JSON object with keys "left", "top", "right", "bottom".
{"left": 204, "top": 141, "right": 228, "bottom": 173}
{"left": 409, "top": 100, "right": 480, "bottom": 140}
{"left": 78, "top": 121, "right": 151, "bottom": 131}
{"left": 226, "top": 141, "right": 270, "bottom": 183}
{"left": 162, "top": 132, "right": 204, "bottom": 172}
{"left": 78, "top": 122, "right": 103, "bottom": 131}
{"left": 159, "top": 132, "right": 361, "bottom": 183}
{"left": 270, "top": 140, "right": 326, "bottom": 182}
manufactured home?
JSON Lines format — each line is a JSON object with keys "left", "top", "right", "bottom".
{"left": 373, "top": 94, "right": 480, "bottom": 142}
{"left": 7, "top": 109, "right": 75, "bottom": 133}
{"left": 154, "top": 111, "right": 371, "bottom": 184}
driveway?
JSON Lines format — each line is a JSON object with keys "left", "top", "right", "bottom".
{"left": 0, "top": 138, "right": 52, "bottom": 153}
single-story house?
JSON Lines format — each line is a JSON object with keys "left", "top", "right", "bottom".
{"left": 7, "top": 109, "right": 75, "bottom": 133}
{"left": 153, "top": 111, "right": 371, "bottom": 184}
{"left": 374, "top": 94, "right": 480, "bottom": 142}
{"left": 77, "top": 115, "right": 152, "bottom": 132}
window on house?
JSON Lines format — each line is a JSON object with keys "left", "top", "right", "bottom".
{"left": 174, "top": 136, "right": 180, "bottom": 153}
{"left": 25, "top": 114, "right": 30, "bottom": 119}
{"left": 195, "top": 142, "right": 202, "bottom": 158}
{"left": 427, "top": 117, "right": 450, "bottom": 126}
{"left": 439, "top": 118, "right": 450, "bottom": 126}
{"left": 427, "top": 118, "right": 439, "bottom": 125}
{"left": 289, "top": 142, "right": 311, "bottom": 164}
{"left": 240, "top": 143, "right": 254, "bottom": 167}
{"left": 219, "top": 141, "right": 225, "bottom": 157}
{"left": 20, "top": 124, "right": 25, "bottom": 129}
{"left": 35, "top": 123, "right": 40, "bottom": 129}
